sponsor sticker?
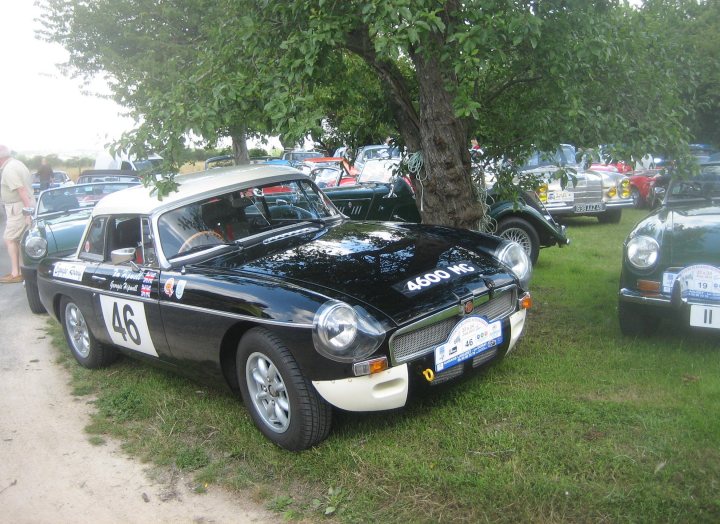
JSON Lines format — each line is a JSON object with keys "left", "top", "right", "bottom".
{"left": 53, "top": 262, "right": 86, "bottom": 282}
{"left": 393, "top": 261, "right": 478, "bottom": 297}
{"left": 175, "top": 280, "right": 187, "bottom": 300}
{"left": 664, "top": 265, "right": 720, "bottom": 301}
{"left": 164, "top": 277, "right": 175, "bottom": 297}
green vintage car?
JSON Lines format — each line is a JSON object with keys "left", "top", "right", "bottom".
{"left": 319, "top": 163, "right": 569, "bottom": 264}
{"left": 618, "top": 163, "right": 720, "bottom": 335}
{"left": 21, "top": 182, "right": 138, "bottom": 313}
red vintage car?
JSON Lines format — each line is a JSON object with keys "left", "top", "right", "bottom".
{"left": 628, "top": 169, "right": 664, "bottom": 208}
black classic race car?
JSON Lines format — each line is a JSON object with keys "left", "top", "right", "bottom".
{"left": 619, "top": 163, "right": 720, "bottom": 335}
{"left": 38, "top": 165, "right": 532, "bottom": 450}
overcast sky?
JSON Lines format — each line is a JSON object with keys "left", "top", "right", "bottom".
{"left": 0, "top": 2, "right": 133, "bottom": 157}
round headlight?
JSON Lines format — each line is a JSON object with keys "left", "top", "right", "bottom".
{"left": 626, "top": 235, "right": 659, "bottom": 269}
{"left": 313, "top": 301, "right": 385, "bottom": 363}
{"left": 497, "top": 241, "right": 532, "bottom": 289}
{"left": 24, "top": 235, "right": 48, "bottom": 259}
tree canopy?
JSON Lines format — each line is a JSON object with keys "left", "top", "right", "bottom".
{"left": 39, "top": 0, "right": 713, "bottom": 227}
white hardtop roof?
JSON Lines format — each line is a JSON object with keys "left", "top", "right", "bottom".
{"left": 93, "top": 164, "right": 307, "bottom": 217}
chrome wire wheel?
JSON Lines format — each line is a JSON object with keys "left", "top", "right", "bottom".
{"left": 500, "top": 227, "right": 532, "bottom": 257}
{"left": 64, "top": 302, "right": 91, "bottom": 358}
{"left": 245, "top": 351, "right": 291, "bottom": 433}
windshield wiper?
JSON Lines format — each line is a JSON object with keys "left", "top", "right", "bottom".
{"left": 168, "top": 242, "right": 240, "bottom": 260}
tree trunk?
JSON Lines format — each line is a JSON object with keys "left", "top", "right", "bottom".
{"left": 411, "top": 54, "right": 481, "bottom": 230}
{"left": 232, "top": 128, "right": 250, "bottom": 165}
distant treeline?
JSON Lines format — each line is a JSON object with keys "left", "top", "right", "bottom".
{"left": 16, "top": 146, "right": 274, "bottom": 172}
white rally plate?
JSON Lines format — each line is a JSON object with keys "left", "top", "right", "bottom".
{"left": 690, "top": 304, "right": 720, "bottom": 329}
{"left": 434, "top": 316, "right": 503, "bottom": 373}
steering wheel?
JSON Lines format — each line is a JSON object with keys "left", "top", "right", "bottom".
{"left": 178, "top": 230, "right": 224, "bottom": 254}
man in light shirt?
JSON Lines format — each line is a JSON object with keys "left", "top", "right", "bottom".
{"left": 0, "top": 145, "right": 35, "bottom": 283}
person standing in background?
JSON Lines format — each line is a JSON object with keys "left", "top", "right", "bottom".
{"left": 0, "top": 145, "right": 35, "bottom": 283}
{"left": 36, "top": 157, "right": 53, "bottom": 191}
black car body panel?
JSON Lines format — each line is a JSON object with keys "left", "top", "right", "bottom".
{"left": 37, "top": 166, "right": 531, "bottom": 449}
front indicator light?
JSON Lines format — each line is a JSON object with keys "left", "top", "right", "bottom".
{"left": 607, "top": 187, "right": 617, "bottom": 198}
{"left": 637, "top": 280, "right": 661, "bottom": 293}
{"left": 353, "top": 356, "right": 388, "bottom": 377}
{"left": 519, "top": 293, "right": 532, "bottom": 310}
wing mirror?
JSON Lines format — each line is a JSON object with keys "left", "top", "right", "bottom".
{"left": 111, "top": 247, "right": 138, "bottom": 268}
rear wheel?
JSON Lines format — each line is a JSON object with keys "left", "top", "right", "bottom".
{"left": 496, "top": 217, "right": 540, "bottom": 265}
{"left": 236, "top": 327, "right": 332, "bottom": 451}
{"left": 598, "top": 209, "right": 622, "bottom": 224}
{"left": 618, "top": 300, "right": 655, "bottom": 337}
{"left": 60, "top": 297, "right": 117, "bottom": 368}
{"left": 24, "top": 277, "right": 46, "bottom": 314}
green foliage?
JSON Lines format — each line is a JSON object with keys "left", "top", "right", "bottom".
{"left": 38, "top": 0, "right": 707, "bottom": 205}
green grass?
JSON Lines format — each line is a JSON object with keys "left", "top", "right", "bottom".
{"left": 47, "top": 208, "right": 720, "bottom": 522}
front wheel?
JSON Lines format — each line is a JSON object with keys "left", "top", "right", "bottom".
{"left": 24, "top": 276, "right": 46, "bottom": 314}
{"left": 236, "top": 328, "right": 332, "bottom": 451}
{"left": 496, "top": 217, "right": 540, "bottom": 265}
{"left": 60, "top": 296, "right": 117, "bottom": 368}
{"left": 598, "top": 209, "right": 622, "bottom": 224}
{"left": 618, "top": 300, "right": 655, "bottom": 337}
{"left": 631, "top": 187, "right": 643, "bottom": 208}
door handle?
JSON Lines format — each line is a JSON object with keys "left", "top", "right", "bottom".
{"left": 91, "top": 275, "right": 107, "bottom": 283}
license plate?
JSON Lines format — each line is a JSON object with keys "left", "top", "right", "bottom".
{"left": 575, "top": 203, "right": 606, "bottom": 213}
{"left": 434, "top": 316, "right": 503, "bottom": 372}
{"left": 548, "top": 191, "right": 574, "bottom": 202}
{"left": 690, "top": 305, "right": 720, "bottom": 329}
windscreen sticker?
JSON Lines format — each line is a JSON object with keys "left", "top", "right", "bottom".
{"left": 393, "top": 262, "right": 478, "bottom": 297}
{"left": 664, "top": 265, "right": 720, "bottom": 301}
{"left": 99, "top": 295, "right": 158, "bottom": 356}
{"left": 52, "top": 262, "right": 86, "bottom": 282}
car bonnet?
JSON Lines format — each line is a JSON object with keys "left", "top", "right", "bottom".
{"left": 213, "top": 221, "right": 518, "bottom": 326}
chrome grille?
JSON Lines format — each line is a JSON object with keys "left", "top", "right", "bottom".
{"left": 390, "top": 289, "right": 516, "bottom": 365}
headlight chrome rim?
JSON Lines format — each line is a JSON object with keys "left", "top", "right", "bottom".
{"left": 312, "top": 300, "right": 385, "bottom": 363}
{"left": 24, "top": 235, "right": 48, "bottom": 259}
{"left": 497, "top": 241, "right": 532, "bottom": 289}
{"left": 626, "top": 235, "right": 659, "bottom": 269}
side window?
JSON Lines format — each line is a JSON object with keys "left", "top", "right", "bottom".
{"left": 80, "top": 217, "right": 108, "bottom": 260}
{"left": 107, "top": 217, "right": 142, "bottom": 263}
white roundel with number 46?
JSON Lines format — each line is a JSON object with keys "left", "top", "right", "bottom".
{"left": 99, "top": 295, "right": 158, "bottom": 357}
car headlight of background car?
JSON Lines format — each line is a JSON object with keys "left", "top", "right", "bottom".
{"left": 496, "top": 241, "right": 532, "bottom": 289}
{"left": 313, "top": 301, "right": 386, "bottom": 363}
{"left": 626, "top": 235, "right": 659, "bottom": 269}
{"left": 23, "top": 230, "right": 48, "bottom": 259}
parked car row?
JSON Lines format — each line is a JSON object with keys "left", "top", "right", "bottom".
{"left": 23, "top": 147, "right": 719, "bottom": 452}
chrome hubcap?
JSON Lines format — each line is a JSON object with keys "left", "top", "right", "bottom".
{"left": 65, "top": 303, "right": 90, "bottom": 358}
{"left": 500, "top": 228, "right": 531, "bottom": 257}
{"left": 246, "top": 352, "right": 290, "bottom": 433}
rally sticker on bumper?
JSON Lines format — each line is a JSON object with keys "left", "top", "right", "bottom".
{"left": 434, "top": 315, "right": 503, "bottom": 372}
{"left": 663, "top": 265, "right": 720, "bottom": 301}
{"left": 393, "top": 262, "right": 478, "bottom": 297}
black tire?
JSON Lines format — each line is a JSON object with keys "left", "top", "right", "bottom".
{"left": 60, "top": 296, "right": 117, "bottom": 368}
{"left": 236, "top": 327, "right": 332, "bottom": 451}
{"left": 631, "top": 187, "right": 643, "bottom": 209}
{"left": 598, "top": 209, "right": 622, "bottom": 224}
{"left": 496, "top": 217, "right": 540, "bottom": 265}
{"left": 25, "top": 277, "right": 46, "bottom": 314}
{"left": 618, "top": 300, "right": 655, "bottom": 337}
